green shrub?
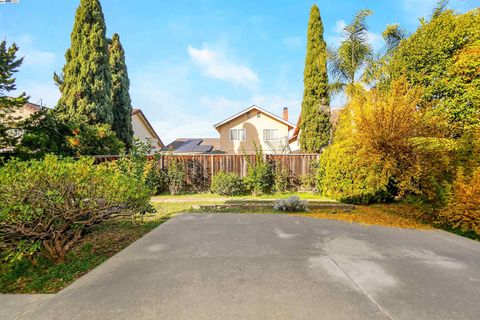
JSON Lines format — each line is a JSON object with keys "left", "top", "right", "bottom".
{"left": 0, "top": 155, "right": 153, "bottom": 263}
{"left": 210, "top": 172, "right": 246, "bottom": 196}
{"left": 166, "top": 159, "right": 185, "bottom": 195}
{"left": 67, "top": 123, "right": 124, "bottom": 156}
{"left": 243, "top": 148, "right": 274, "bottom": 196}
{"left": 318, "top": 141, "right": 392, "bottom": 204}
{"left": 187, "top": 159, "right": 210, "bottom": 192}
{"left": 117, "top": 139, "right": 166, "bottom": 195}
{"left": 300, "top": 174, "right": 317, "bottom": 192}
{"left": 274, "top": 167, "right": 290, "bottom": 194}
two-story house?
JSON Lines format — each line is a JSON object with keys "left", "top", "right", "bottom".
{"left": 214, "top": 105, "right": 295, "bottom": 154}
{"left": 164, "top": 105, "right": 296, "bottom": 154}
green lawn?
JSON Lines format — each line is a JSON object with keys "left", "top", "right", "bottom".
{"left": 152, "top": 191, "right": 333, "bottom": 201}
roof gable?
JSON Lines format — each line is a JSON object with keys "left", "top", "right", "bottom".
{"left": 132, "top": 109, "right": 165, "bottom": 148}
{"left": 213, "top": 105, "right": 296, "bottom": 131}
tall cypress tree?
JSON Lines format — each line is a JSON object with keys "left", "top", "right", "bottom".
{"left": 109, "top": 34, "right": 133, "bottom": 148}
{"left": 55, "top": 0, "right": 113, "bottom": 125}
{"left": 299, "top": 5, "right": 331, "bottom": 153}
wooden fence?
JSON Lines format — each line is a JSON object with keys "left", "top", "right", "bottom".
{"left": 95, "top": 154, "right": 320, "bottom": 183}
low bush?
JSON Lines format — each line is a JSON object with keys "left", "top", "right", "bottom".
{"left": 210, "top": 172, "right": 246, "bottom": 196}
{"left": 318, "top": 141, "right": 393, "bottom": 204}
{"left": 273, "top": 196, "right": 308, "bottom": 212}
{"left": 166, "top": 159, "right": 185, "bottom": 195}
{"left": 187, "top": 159, "right": 210, "bottom": 192}
{"left": 274, "top": 167, "right": 290, "bottom": 194}
{"left": 243, "top": 148, "right": 274, "bottom": 196}
{"left": 66, "top": 123, "right": 125, "bottom": 156}
{"left": 438, "top": 168, "right": 480, "bottom": 236}
{"left": 0, "top": 155, "right": 153, "bottom": 264}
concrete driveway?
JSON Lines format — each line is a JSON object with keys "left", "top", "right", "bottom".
{"left": 4, "top": 213, "right": 480, "bottom": 320}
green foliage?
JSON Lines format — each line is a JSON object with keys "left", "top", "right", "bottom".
{"left": 391, "top": 9, "right": 480, "bottom": 137}
{"left": 0, "top": 219, "right": 163, "bottom": 293}
{"left": 55, "top": 0, "right": 113, "bottom": 125}
{"left": 299, "top": 5, "right": 331, "bottom": 153}
{"left": 186, "top": 159, "right": 210, "bottom": 192}
{"left": 66, "top": 123, "right": 124, "bottom": 156}
{"left": 166, "top": 158, "right": 185, "bottom": 195}
{"left": 243, "top": 148, "right": 274, "bottom": 196}
{"left": 210, "top": 172, "right": 246, "bottom": 196}
{"left": 15, "top": 111, "right": 124, "bottom": 158}
{"left": 383, "top": 24, "right": 407, "bottom": 51}
{"left": 116, "top": 139, "right": 163, "bottom": 194}
{"left": 0, "top": 40, "right": 28, "bottom": 150}
{"left": 410, "top": 137, "right": 458, "bottom": 205}
{"left": 109, "top": 34, "right": 133, "bottom": 148}
{"left": 319, "top": 141, "right": 392, "bottom": 204}
{"left": 328, "top": 9, "right": 373, "bottom": 90}
{"left": 15, "top": 108, "right": 73, "bottom": 159}
{"left": 0, "top": 245, "right": 107, "bottom": 294}
{"left": 273, "top": 196, "right": 308, "bottom": 212}
{"left": 0, "top": 155, "right": 152, "bottom": 263}
{"left": 273, "top": 167, "right": 290, "bottom": 194}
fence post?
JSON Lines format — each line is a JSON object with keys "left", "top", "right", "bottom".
{"left": 210, "top": 155, "right": 214, "bottom": 177}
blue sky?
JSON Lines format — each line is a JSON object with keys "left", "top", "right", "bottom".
{"left": 1, "top": 0, "right": 478, "bottom": 143}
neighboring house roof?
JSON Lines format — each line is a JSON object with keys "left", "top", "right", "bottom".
{"left": 289, "top": 113, "right": 302, "bottom": 144}
{"left": 132, "top": 108, "right": 164, "bottom": 148}
{"left": 23, "top": 102, "right": 42, "bottom": 113}
{"left": 162, "top": 138, "right": 221, "bottom": 154}
{"left": 289, "top": 108, "right": 343, "bottom": 144}
{"left": 213, "top": 105, "right": 296, "bottom": 131}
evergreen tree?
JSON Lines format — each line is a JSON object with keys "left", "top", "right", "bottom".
{"left": 0, "top": 40, "right": 28, "bottom": 150}
{"left": 299, "top": 5, "right": 331, "bottom": 153}
{"left": 55, "top": 0, "right": 113, "bottom": 125}
{"left": 109, "top": 34, "right": 133, "bottom": 148}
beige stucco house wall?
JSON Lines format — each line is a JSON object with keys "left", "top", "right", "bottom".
{"left": 132, "top": 109, "right": 164, "bottom": 150}
{"left": 214, "top": 105, "right": 295, "bottom": 154}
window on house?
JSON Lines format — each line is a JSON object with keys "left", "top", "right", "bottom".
{"left": 263, "top": 129, "right": 279, "bottom": 141}
{"left": 230, "top": 128, "right": 246, "bottom": 141}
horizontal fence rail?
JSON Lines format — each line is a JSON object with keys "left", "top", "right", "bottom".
{"left": 94, "top": 154, "right": 320, "bottom": 184}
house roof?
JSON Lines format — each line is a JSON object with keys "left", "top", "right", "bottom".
{"left": 23, "top": 102, "right": 42, "bottom": 113}
{"left": 213, "top": 105, "right": 296, "bottom": 131}
{"left": 132, "top": 108, "right": 164, "bottom": 148}
{"left": 288, "top": 108, "right": 343, "bottom": 144}
{"left": 162, "top": 138, "right": 221, "bottom": 154}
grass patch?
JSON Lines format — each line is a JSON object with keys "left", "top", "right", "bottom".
{"left": 152, "top": 192, "right": 333, "bottom": 201}
{"left": 0, "top": 218, "right": 168, "bottom": 294}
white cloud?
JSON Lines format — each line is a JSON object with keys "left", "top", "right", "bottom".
{"left": 187, "top": 44, "right": 259, "bottom": 89}
{"left": 22, "top": 49, "right": 56, "bottom": 67}
{"left": 15, "top": 34, "right": 57, "bottom": 68}
{"left": 367, "top": 31, "right": 384, "bottom": 52}
{"left": 334, "top": 20, "right": 347, "bottom": 34}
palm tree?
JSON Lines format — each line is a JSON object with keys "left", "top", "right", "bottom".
{"left": 328, "top": 9, "right": 373, "bottom": 96}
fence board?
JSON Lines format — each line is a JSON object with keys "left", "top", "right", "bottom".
{"left": 95, "top": 154, "right": 320, "bottom": 183}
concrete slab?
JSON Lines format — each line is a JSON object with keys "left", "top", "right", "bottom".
{"left": 6, "top": 213, "right": 480, "bottom": 320}
{"left": 0, "top": 294, "right": 53, "bottom": 320}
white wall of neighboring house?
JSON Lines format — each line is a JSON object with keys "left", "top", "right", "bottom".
{"left": 131, "top": 111, "right": 163, "bottom": 149}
